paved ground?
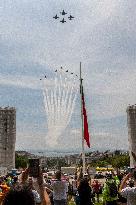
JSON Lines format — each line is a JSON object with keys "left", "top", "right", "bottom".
{"left": 68, "top": 195, "right": 103, "bottom": 205}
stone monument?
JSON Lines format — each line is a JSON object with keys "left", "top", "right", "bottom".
{"left": 0, "top": 107, "right": 16, "bottom": 170}
{"left": 127, "top": 105, "right": 136, "bottom": 167}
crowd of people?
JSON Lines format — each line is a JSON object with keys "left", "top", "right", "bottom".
{"left": 0, "top": 167, "right": 136, "bottom": 205}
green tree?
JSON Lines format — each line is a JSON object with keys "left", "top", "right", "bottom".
{"left": 88, "top": 153, "right": 130, "bottom": 169}
{"left": 15, "top": 154, "right": 28, "bottom": 169}
{"left": 111, "top": 154, "right": 130, "bottom": 169}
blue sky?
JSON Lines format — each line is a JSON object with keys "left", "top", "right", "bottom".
{"left": 0, "top": 0, "right": 136, "bottom": 152}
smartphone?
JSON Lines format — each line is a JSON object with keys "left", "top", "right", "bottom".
{"left": 28, "top": 158, "right": 40, "bottom": 178}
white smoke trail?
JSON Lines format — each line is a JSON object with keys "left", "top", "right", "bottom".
{"left": 42, "top": 70, "right": 79, "bottom": 148}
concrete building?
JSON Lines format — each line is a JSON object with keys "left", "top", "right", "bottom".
{"left": 0, "top": 107, "right": 16, "bottom": 170}
{"left": 127, "top": 105, "right": 136, "bottom": 167}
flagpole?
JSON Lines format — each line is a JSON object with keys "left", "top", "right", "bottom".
{"left": 80, "top": 62, "right": 85, "bottom": 176}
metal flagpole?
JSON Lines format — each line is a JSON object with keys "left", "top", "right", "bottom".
{"left": 80, "top": 62, "right": 85, "bottom": 176}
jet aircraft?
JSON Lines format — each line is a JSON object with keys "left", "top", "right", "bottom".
{"left": 60, "top": 18, "right": 66, "bottom": 23}
{"left": 68, "top": 15, "right": 74, "bottom": 20}
{"left": 60, "top": 10, "right": 67, "bottom": 15}
{"left": 53, "top": 14, "right": 59, "bottom": 19}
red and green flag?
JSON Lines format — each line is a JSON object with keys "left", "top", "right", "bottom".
{"left": 82, "top": 87, "right": 90, "bottom": 148}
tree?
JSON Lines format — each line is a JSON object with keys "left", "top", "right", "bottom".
{"left": 88, "top": 152, "right": 130, "bottom": 169}
{"left": 111, "top": 154, "right": 130, "bottom": 169}
{"left": 15, "top": 154, "right": 28, "bottom": 169}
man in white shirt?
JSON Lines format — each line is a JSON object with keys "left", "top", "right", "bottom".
{"left": 51, "top": 171, "right": 68, "bottom": 205}
{"left": 119, "top": 170, "right": 136, "bottom": 205}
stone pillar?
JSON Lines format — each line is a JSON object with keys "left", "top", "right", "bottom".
{"left": 0, "top": 107, "right": 16, "bottom": 170}
{"left": 127, "top": 105, "right": 136, "bottom": 167}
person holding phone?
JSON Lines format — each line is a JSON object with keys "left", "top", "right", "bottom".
{"left": 2, "top": 168, "right": 51, "bottom": 205}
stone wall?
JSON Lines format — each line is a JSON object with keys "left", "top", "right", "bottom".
{"left": 0, "top": 107, "right": 16, "bottom": 170}
{"left": 127, "top": 105, "right": 136, "bottom": 167}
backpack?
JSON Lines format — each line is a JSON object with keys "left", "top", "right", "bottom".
{"left": 107, "top": 180, "right": 118, "bottom": 198}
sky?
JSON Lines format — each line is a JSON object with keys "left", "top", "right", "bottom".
{"left": 0, "top": 0, "right": 136, "bottom": 153}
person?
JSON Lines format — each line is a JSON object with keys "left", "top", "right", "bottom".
{"left": 12, "top": 176, "right": 19, "bottom": 186}
{"left": 67, "top": 178, "right": 73, "bottom": 202}
{"left": 102, "top": 173, "right": 118, "bottom": 205}
{"left": 92, "top": 179, "right": 101, "bottom": 203}
{"left": 2, "top": 185, "right": 36, "bottom": 205}
{"left": 119, "top": 170, "right": 136, "bottom": 205}
{"left": 51, "top": 170, "right": 68, "bottom": 205}
{"left": 28, "top": 177, "right": 42, "bottom": 204}
{"left": 2, "top": 168, "right": 51, "bottom": 205}
{"left": 78, "top": 177, "right": 92, "bottom": 205}
{"left": 71, "top": 176, "right": 77, "bottom": 196}
{"left": 0, "top": 182, "right": 10, "bottom": 204}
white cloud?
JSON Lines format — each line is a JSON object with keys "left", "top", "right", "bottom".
{"left": 16, "top": 132, "right": 46, "bottom": 150}
{"left": 0, "top": 74, "right": 41, "bottom": 89}
{"left": 91, "top": 132, "right": 128, "bottom": 151}
{"left": 16, "top": 128, "right": 82, "bottom": 151}
{"left": 81, "top": 66, "right": 136, "bottom": 120}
